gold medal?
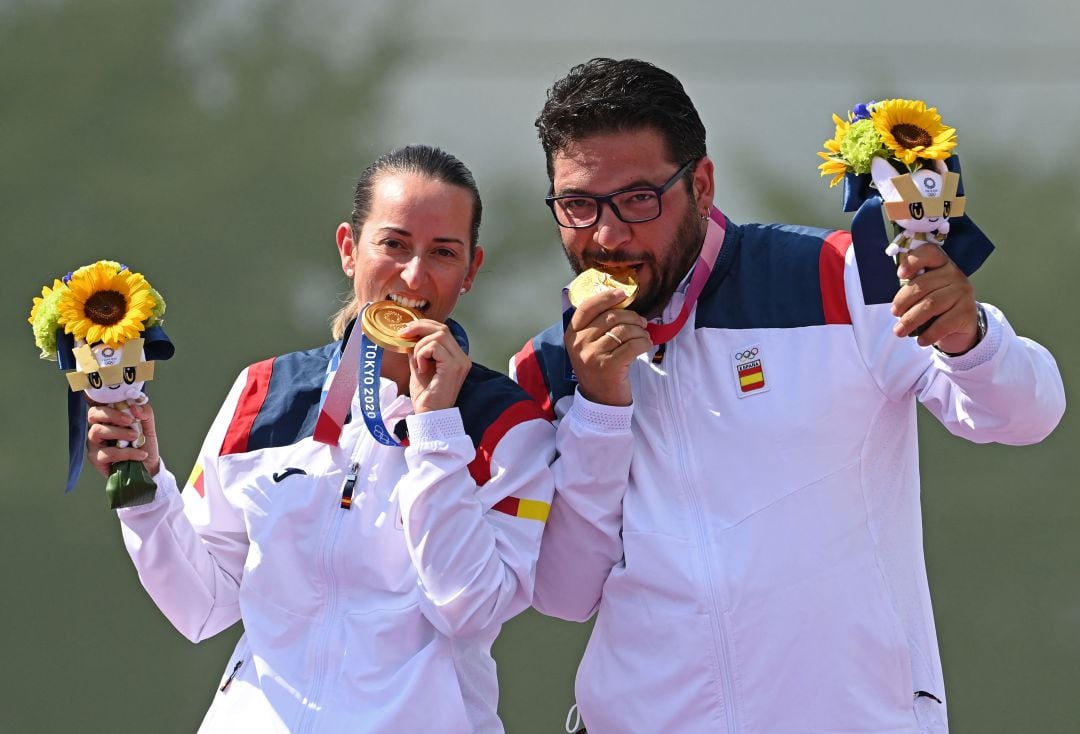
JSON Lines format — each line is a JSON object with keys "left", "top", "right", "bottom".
{"left": 567, "top": 267, "right": 638, "bottom": 309}
{"left": 360, "top": 301, "right": 423, "bottom": 353}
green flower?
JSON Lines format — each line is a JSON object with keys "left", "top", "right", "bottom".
{"left": 29, "top": 281, "right": 67, "bottom": 359}
{"left": 148, "top": 286, "right": 166, "bottom": 327}
{"left": 838, "top": 118, "right": 889, "bottom": 175}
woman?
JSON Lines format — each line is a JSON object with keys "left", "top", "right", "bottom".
{"left": 86, "top": 145, "right": 556, "bottom": 733}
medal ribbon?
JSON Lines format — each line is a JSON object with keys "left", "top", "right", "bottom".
{"left": 314, "top": 305, "right": 470, "bottom": 447}
{"left": 645, "top": 206, "right": 726, "bottom": 345}
{"left": 313, "top": 318, "right": 363, "bottom": 446}
{"left": 357, "top": 330, "right": 402, "bottom": 447}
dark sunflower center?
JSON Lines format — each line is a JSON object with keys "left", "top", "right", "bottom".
{"left": 84, "top": 290, "right": 127, "bottom": 325}
{"left": 891, "top": 123, "right": 933, "bottom": 149}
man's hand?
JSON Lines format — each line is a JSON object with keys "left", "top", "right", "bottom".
{"left": 891, "top": 244, "right": 980, "bottom": 354}
{"left": 87, "top": 400, "right": 160, "bottom": 477}
{"left": 565, "top": 289, "right": 652, "bottom": 406}
{"left": 400, "top": 320, "right": 472, "bottom": 414}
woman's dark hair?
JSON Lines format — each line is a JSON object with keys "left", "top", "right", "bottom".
{"left": 350, "top": 144, "right": 482, "bottom": 250}
{"left": 536, "top": 58, "right": 707, "bottom": 178}
{"left": 332, "top": 145, "right": 482, "bottom": 338}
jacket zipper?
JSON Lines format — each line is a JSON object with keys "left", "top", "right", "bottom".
{"left": 660, "top": 345, "right": 739, "bottom": 732}
{"left": 219, "top": 659, "right": 244, "bottom": 692}
{"left": 294, "top": 457, "right": 362, "bottom": 733}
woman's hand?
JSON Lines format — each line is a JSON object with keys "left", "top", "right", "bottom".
{"left": 399, "top": 320, "right": 471, "bottom": 414}
{"left": 86, "top": 400, "right": 161, "bottom": 477}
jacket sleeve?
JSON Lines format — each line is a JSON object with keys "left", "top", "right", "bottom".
{"left": 396, "top": 404, "right": 556, "bottom": 637}
{"left": 115, "top": 371, "right": 251, "bottom": 642}
{"left": 531, "top": 392, "right": 635, "bottom": 622}
{"left": 845, "top": 244, "right": 1066, "bottom": 444}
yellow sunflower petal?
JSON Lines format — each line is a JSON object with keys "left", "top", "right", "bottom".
{"left": 55, "top": 260, "right": 156, "bottom": 346}
{"left": 871, "top": 98, "right": 957, "bottom": 165}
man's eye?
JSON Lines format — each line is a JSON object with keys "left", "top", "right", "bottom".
{"left": 626, "top": 192, "right": 656, "bottom": 205}
{"left": 562, "top": 198, "right": 594, "bottom": 211}
{"left": 381, "top": 239, "right": 404, "bottom": 249}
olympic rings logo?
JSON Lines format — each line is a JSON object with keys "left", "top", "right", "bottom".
{"left": 734, "top": 348, "right": 759, "bottom": 360}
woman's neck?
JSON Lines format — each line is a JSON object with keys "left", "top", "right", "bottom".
{"left": 380, "top": 350, "right": 411, "bottom": 396}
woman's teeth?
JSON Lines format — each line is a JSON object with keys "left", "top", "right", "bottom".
{"left": 388, "top": 294, "right": 428, "bottom": 310}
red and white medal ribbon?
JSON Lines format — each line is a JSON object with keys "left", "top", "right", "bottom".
{"left": 645, "top": 206, "right": 726, "bottom": 345}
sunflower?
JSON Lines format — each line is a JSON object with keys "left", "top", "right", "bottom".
{"left": 871, "top": 99, "right": 956, "bottom": 166}
{"left": 56, "top": 261, "right": 160, "bottom": 347}
{"left": 817, "top": 113, "right": 852, "bottom": 187}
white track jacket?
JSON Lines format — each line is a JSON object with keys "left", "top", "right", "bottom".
{"left": 117, "top": 336, "right": 555, "bottom": 733}
{"left": 511, "top": 217, "right": 1065, "bottom": 734}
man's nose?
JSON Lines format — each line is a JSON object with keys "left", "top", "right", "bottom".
{"left": 593, "top": 205, "right": 632, "bottom": 259}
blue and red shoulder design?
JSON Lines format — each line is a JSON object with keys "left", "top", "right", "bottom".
{"left": 694, "top": 222, "right": 853, "bottom": 330}
{"left": 455, "top": 363, "right": 550, "bottom": 487}
{"left": 217, "top": 342, "right": 339, "bottom": 458}
{"left": 511, "top": 321, "right": 576, "bottom": 422}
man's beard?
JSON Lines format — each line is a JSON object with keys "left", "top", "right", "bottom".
{"left": 563, "top": 204, "right": 705, "bottom": 319}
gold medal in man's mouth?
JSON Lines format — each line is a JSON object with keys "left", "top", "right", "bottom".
{"left": 567, "top": 267, "right": 639, "bottom": 309}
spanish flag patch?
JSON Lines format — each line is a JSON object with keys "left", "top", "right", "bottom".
{"left": 732, "top": 344, "right": 769, "bottom": 398}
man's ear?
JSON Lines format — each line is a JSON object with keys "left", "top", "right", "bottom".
{"left": 692, "top": 156, "right": 716, "bottom": 212}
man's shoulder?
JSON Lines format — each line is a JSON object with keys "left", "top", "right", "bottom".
{"left": 738, "top": 220, "right": 844, "bottom": 251}
{"left": 699, "top": 221, "right": 854, "bottom": 329}
{"left": 511, "top": 321, "right": 573, "bottom": 422}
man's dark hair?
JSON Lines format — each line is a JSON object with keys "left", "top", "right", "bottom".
{"left": 351, "top": 144, "right": 482, "bottom": 251}
{"left": 535, "top": 58, "right": 707, "bottom": 179}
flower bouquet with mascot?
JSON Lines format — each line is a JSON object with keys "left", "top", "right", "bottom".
{"left": 28, "top": 260, "right": 174, "bottom": 508}
{"left": 817, "top": 98, "right": 995, "bottom": 330}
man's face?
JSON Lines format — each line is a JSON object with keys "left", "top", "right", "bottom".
{"left": 550, "top": 128, "right": 713, "bottom": 319}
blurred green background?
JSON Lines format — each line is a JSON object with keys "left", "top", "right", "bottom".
{"left": 3, "top": 1, "right": 1077, "bottom": 731}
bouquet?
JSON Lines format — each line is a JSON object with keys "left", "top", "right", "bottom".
{"left": 815, "top": 99, "right": 995, "bottom": 326}
{"left": 819, "top": 99, "right": 967, "bottom": 280}
{"left": 29, "top": 260, "right": 173, "bottom": 508}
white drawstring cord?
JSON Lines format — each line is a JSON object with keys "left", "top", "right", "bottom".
{"left": 565, "top": 702, "right": 582, "bottom": 733}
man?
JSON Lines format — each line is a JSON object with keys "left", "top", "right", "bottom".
{"left": 510, "top": 58, "right": 1065, "bottom": 733}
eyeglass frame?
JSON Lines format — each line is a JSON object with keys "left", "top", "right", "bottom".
{"left": 545, "top": 158, "right": 698, "bottom": 229}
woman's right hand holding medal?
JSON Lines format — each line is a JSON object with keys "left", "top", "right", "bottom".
{"left": 565, "top": 288, "right": 651, "bottom": 407}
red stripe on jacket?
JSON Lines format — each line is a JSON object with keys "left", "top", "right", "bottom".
{"left": 820, "top": 231, "right": 853, "bottom": 325}
{"left": 511, "top": 341, "right": 554, "bottom": 421}
{"left": 468, "top": 399, "right": 547, "bottom": 487}
{"left": 219, "top": 358, "right": 275, "bottom": 456}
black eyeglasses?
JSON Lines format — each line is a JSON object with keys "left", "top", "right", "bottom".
{"left": 545, "top": 159, "right": 697, "bottom": 229}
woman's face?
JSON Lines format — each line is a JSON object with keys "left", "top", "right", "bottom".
{"left": 337, "top": 172, "right": 483, "bottom": 325}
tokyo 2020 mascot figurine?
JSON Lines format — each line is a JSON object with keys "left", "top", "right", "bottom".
{"left": 29, "top": 260, "right": 174, "bottom": 508}
{"left": 817, "top": 98, "right": 994, "bottom": 328}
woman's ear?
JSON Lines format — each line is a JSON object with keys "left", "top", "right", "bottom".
{"left": 336, "top": 222, "right": 355, "bottom": 275}
{"left": 460, "top": 245, "right": 485, "bottom": 295}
